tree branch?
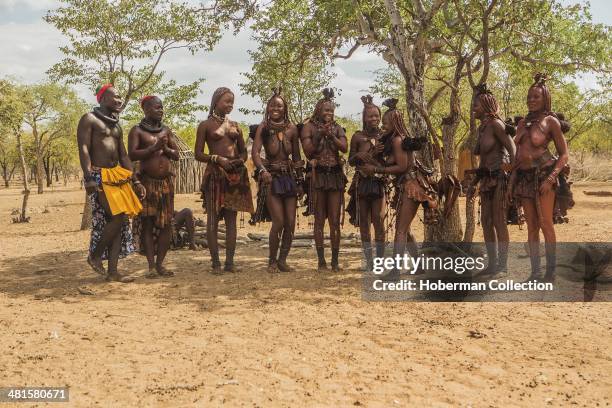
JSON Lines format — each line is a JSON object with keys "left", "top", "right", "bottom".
{"left": 332, "top": 42, "right": 361, "bottom": 59}
{"left": 427, "top": 84, "right": 448, "bottom": 111}
{"left": 415, "top": 103, "right": 442, "bottom": 144}
{"left": 510, "top": 50, "right": 609, "bottom": 72}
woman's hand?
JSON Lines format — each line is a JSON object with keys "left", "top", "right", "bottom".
{"left": 359, "top": 164, "right": 376, "bottom": 176}
{"left": 260, "top": 170, "right": 272, "bottom": 184}
{"left": 152, "top": 135, "right": 167, "bottom": 151}
{"left": 354, "top": 151, "right": 369, "bottom": 162}
{"left": 134, "top": 184, "right": 146, "bottom": 201}
{"left": 373, "top": 142, "right": 384, "bottom": 155}
{"left": 230, "top": 158, "right": 244, "bottom": 168}
{"left": 539, "top": 178, "right": 555, "bottom": 195}
{"left": 85, "top": 182, "right": 98, "bottom": 195}
{"left": 217, "top": 156, "right": 233, "bottom": 171}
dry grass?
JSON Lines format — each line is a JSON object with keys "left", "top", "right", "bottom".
{"left": 570, "top": 152, "right": 612, "bottom": 181}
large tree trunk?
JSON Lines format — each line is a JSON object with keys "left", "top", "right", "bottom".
{"left": 36, "top": 150, "right": 45, "bottom": 194}
{"left": 433, "top": 63, "right": 464, "bottom": 242}
{"left": 16, "top": 132, "right": 30, "bottom": 222}
{"left": 1, "top": 162, "right": 8, "bottom": 187}
{"left": 32, "top": 124, "right": 45, "bottom": 194}
{"left": 382, "top": 0, "right": 460, "bottom": 243}
{"left": 1, "top": 160, "right": 16, "bottom": 187}
{"left": 44, "top": 154, "right": 52, "bottom": 187}
{"left": 463, "top": 96, "right": 479, "bottom": 243}
{"left": 402, "top": 65, "right": 462, "bottom": 243}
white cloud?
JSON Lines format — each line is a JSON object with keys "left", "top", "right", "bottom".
{"left": 1, "top": 0, "right": 609, "bottom": 123}
{"left": 0, "top": 0, "right": 58, "bottom": 12}
{"left": 0, "top": 4, "right": 388, "bottom": 123}
{"left": 0, "top": 20, "right": 65, "bottom": 81}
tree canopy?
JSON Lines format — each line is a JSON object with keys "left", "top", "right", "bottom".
{"left": 45, "top": 0, "right": 257, "bottom": 113}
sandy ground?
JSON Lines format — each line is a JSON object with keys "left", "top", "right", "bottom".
{"left": 0, "top": 181, "right": 611, "bottom": 407}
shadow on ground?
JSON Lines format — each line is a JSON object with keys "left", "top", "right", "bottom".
{"left": 2, "top": 242, "right": 610, "bottom": 309}
{"left": 0, "top": 244, "right": 366, "bottom": 312}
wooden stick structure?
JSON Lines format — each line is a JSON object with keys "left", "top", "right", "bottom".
{"left": 191, "top": 218, "right": 361, "bottom": 249}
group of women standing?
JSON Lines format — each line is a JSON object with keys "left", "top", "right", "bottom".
{"left": 194, "top": 73, "right": 571, "bottom": 283}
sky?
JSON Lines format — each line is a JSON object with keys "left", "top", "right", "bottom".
{"left": 0, "top": 0, "right": 609, "bottom": 123}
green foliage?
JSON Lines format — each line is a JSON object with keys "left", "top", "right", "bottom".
{"left": 21, "top": 82, "right": 87, "bottom": 152}
{"left": 1, "top": 79, "right": 87, "bottom": 188}
{"left": 122, "top": 78, "right": 207, "bottom": 129}
{"left": 240, "top": 54, "right": 335, "bottom": 124}
{"left": 45, "top": 0, "right": 256, "bottom": 119}
{"left": 336, "top": 115, "right": 361, "bottom": 148}
{"left": 363, "top": 0, "right": 611, "bottom": 155}
{"left": 46, "top": 0, "right": 214, "bottom": 90}
{"left": 239, "top": 0, "right": 337, "bottom": 123}
{"left": 173, "top": 124, "right": 198, "bottom": 151}
{"left": 368, "top": 67, "right": 403, "bottom": 102}
{"left": 0, "top": 78, "right": 26, "bottom": 135}
{"left": 0, "top": 78, "right": 30, "bottom": 194}
{"left": 0, "top": 132, "right": 20, "bottom": 184}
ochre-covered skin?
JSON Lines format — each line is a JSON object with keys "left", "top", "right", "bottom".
{"left": 128, "top": 96, "right": 179, "bottom": 278}
{"left": 347, "top": 97, "right": 386, "bottom": 271}
{"left": 251, "top": 92, "right": 303, "bottom": 273}
{"left": 469, "top": 88, "right": 516, "bottom": 275}
{"left": 194, "top": 88, "right": 253, "bottom": 274}
{"left": 509, "top": 75, "right": 570, "bottom": 283}
{"left": 300, "top": 91, "right": 348, "bottom": 271}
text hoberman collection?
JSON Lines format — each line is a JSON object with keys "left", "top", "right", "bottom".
{"left": 372, "top": 279, "right": 555, "bottom": 292}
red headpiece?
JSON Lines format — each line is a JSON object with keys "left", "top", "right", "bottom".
{"left": 140, "top": 95, "right": 156, "bottom": 108}
{"left": 95, "top": 83, "right": 113, "bottom": 103}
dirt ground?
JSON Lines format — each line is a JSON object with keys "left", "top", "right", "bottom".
{"left": 0, "top": 181, "right": 611, "bottom": 407}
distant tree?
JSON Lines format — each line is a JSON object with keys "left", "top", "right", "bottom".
{"left": 121, "top": 78, "right": 207, "bottom": 129}
{"left": 45, "top": 0, "right": 256, "bottom": 111}
{"left": 0, "top": 79, "right": 29, "bottom": 221}
{"left": 20, "top": 83, "right": 86, "bottom": 194}
{"left": 0, "top": 133, "right": 19, "bottom": 188}
{"left": 240, "top": 0, "right": 336, "bottom": 123}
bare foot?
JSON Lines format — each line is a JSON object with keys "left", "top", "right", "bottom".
{"left": 87, "top": 256, "right": 106, "bottom": 276}
{"left": 157, "top": 266, "right": 175, "bottom": 277}
{"left": 106, "top": 272, "right": 135, "bottom": 283}
{"left": 268, "top": 262, "right": 279, "bottom": 274}
{"left": 477, "top": 263, "right": 498, "bottom": 278}
{"left": 496, "top": 262, "right": 508, "bottom": 276}
{"left": 210, "top": 265, "right": 223, "bottom": 275}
